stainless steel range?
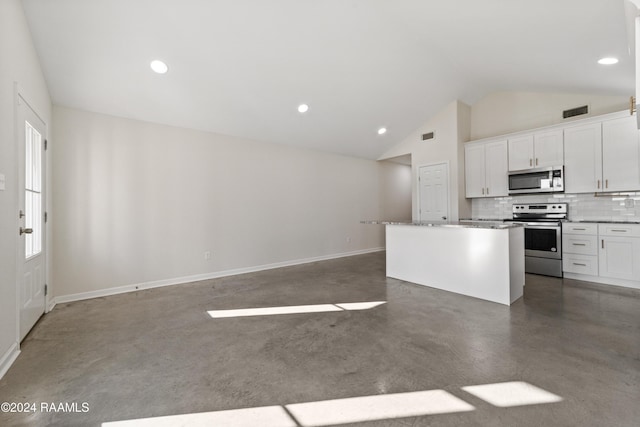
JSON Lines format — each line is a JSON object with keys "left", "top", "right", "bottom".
{"left": 509, "top": 203, "right": 567, "bottom": 277}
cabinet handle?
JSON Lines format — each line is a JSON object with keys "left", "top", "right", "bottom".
{"left": 610, "top": 229, "right": 627, "bottom": 232}
{"left": 535, "top": 158, "right": 539, "bottom": 166}
{"left": 529, "top": 158, "right": 532, "bottom": 167}
{"left": 486, "top": 187, "right": 489, "bottom": 195}
{"left": 572, "top": 228, "right": 586, "bottom": 231}
{"left": 572, "top": 243, "right": 586, "bottom": 246}
{"left": 605, "top": 179, "right": 608, "bottom": 189}
{"left": 573, "top": 263, "right": 587, "bottom": 266}
{"left": 482, "top": 188, "right": 485, "bottom": 195}
{"left": 602, "top": 239, "right": 604, "bottom": 249}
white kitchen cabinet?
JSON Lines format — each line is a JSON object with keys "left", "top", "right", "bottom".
{"left": 563, "top": 253, "right": 599, "bottom": 276}
{"left": 563, "top": 223, "right": 598, "bottom": 235}
{"left": 464, "top": 143, "right": 485, "bottom": 198}
{"left": 508, "top": 130, "right": 563, "bottom": 171}
{"left": 598, "top": 224, "right": 640, "bottom": 283}
{"left": 562, "top": 222, "right": 598, "bottom": 276}
{"left": 602, "top": 116, "right": 640, "bottom": 192}
{"left": 507, "top": 134, "right": 534, "bottom": 171}
{"left": 534, "top": 130, "right": 564, "bottom": 168}
{"left": 563, "top": 234, "right": 598, "bottom": 256}
{"left": 464, "top": 139, "right": 508, "bottom": 198}
{"left": 564, "top": 122, "right": 602, "bottom": 193}
{"left": 564, "top": 116, "right": 640, "bottom": 193}
{"left": 485, "top": 140, "right": 509, "bottom": 197}
{"left": 563, "top": 222, "right": 640, "bottom": 289}
{"left": 599, "top": 234, "right": 640, "bottom": 281}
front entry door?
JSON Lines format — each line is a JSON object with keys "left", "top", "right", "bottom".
{"left": 17, "top": 95, "right": 47, "bottom": 341}
{"left": 418, "top": 163, "right": 449, "bottom": 222}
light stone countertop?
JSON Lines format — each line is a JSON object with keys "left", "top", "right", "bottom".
{"left": 564, "top": 220, "right": 640, "bottom": 224}
{"left": 360, "top": 220, "right": 522, "bottom": 230}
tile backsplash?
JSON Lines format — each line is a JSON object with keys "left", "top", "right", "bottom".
{"left": 471, "top": 193, "right": 640, "bottom": 221}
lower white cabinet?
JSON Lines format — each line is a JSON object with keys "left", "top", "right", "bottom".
{"left": 599, "top": 225, "right": 640, "bottom": 281}
{"left": 563, "top": 253, "right": 599, "bottom": 276}
{"left": 562, "top": 224, "right": 598, "bottom": 275}
{"left": 563, "top": 222, "right": 640, "bottom": 289}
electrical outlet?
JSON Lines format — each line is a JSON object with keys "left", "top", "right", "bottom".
{"left": 204, "top": 251, "right": 212, "bottom": 260}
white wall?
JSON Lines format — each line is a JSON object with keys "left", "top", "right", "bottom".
{"left": 378, "top": 161, "right": 412, "bottom": 221}
{"left": 0, "top": 0, "right": 52, "bottom": 376}
{"left": 52, "top": 106, "right": 385, "bottom": 298}
{"left": 470, "top": 91, "right": 629, "bottom": 140}
{"left": 378, "top": 100, "right": 471, "bottom": 221}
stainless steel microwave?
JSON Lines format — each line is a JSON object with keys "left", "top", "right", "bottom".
{"left": 508, "top": 167, "right": 564, "bottom": 194}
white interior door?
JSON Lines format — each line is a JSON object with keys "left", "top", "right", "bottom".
{"left": 17, "top": 95, "right": 47, "bottom": 341}
{"left": 418, "top": 163, "right": 449, "bottom": 222}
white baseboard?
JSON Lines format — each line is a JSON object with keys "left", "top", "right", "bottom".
{"left": 52, "top": 247, "right": 385, "bottom": 306}
{"left": 0, "top": 343, "right": 20, "bottom": 380}
{"left": 563, "top": 272, "right": 640, "bottom": 290}
{"left": 47, "top": 298, "right": 56, "bottom": 313}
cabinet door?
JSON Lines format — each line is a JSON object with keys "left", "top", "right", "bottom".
{"left": 534, "top": 130, "right": 563, "bottom": 168}
{"left": 599, "top": 236, "right": 640, "bottom": 280}
{"left": 563, "top": 123, "right": 602, "bottom": 193}
{"left": 484, "top": 140, "right": 508, "bottom": 197}
{"left": 602, "top": 116, "right": 640, "bottom": 192}
{"left": 508, "top": 134, "right": 534, "bottom": 171}
{"left": 465, "top": 144, "right": 486, "bottom": 198}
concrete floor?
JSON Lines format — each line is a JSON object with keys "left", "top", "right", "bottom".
{"left": 0, "top": 251, "right": 639, "bottom": 426}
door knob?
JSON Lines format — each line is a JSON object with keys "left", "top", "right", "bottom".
{"left": 20, "top": 227, "right": 33, "bottom": 235}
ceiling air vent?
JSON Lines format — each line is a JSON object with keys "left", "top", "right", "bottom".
{"left": 422, "top": 131, "right": 435, "bottom": 141}
{"left": 562, "top": 105, "right": 589, "bottom": 119}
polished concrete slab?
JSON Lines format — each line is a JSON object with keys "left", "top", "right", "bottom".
{"left": 0, "top": 252, "right": 639, "bottom": 426}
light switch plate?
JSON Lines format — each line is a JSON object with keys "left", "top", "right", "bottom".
{"left": 0, "top": 173, "right": 5, "bottom": 191}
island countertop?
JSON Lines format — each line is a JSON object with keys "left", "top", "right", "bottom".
{"left": 360, "top": 220, "right": 521, "bottom": 230}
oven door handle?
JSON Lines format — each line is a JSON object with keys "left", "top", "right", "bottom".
{"left": 523, "top": 222, "right": 561, "bottom": 227}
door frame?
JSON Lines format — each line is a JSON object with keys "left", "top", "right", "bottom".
{"left": 416, "top": 161, "right": 450, "bottom": 222}
{"left": 14, "top": 83, "right": 50, "bottom": 344}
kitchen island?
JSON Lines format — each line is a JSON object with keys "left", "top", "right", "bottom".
{"left": 364, "top": 221, "right": 524, "bottom": 306}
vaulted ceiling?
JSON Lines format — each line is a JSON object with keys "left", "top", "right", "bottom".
{"left": 22, "top": 0, "right": 635, "bottom": 159}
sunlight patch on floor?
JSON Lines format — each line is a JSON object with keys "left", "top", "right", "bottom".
{"left": 285, "top": 389, "right": 475, "bottom": 426}
{"left": 102, "top": 382, "right": 562, "bottom": 426}
{"left": 207, "top": 301, "right": 387, "bottom": 318}
{"left": 102, "top": 405, "right": 295, "bottom": 427}
{"left": 462, "top": 381, "right": 563, "bottom": 407}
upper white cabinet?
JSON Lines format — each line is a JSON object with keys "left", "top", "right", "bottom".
{"left": 564, "top": 122, "right": 602, "bottom": 193}
{"left": 465, "top": 110, "right": 640, "bottom": 198}
{"left": 564, "top": 115, "right": 640, "bottom": 193}
{"left": 534, "top": 130, "right": 564, "bottom": 167}
{"left": 464, "top": 139, "right": 508, "bottom": 198}
{"left": 507, "top": 134, "right": 534, "bottom": 171}
{"left": 602, "top": 116, "right": 640, "bottom": 192}
{"left": 508, "top": 129, "right": 563, "bottom": 171}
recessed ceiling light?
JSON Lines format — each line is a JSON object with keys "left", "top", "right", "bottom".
{"left": 378, "top": 127, "right": 387, "bottom": 135}
{"left": 150, "top": 60, "right": 168, "bottom": 74}
{"left": 597, "top": 57, "right": 618, "bottom": 65}
{"left": 298, "top": 104, "right": 309, "bottom": 113}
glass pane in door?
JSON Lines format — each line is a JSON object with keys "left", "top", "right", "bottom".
{"left": 25, "top": 120, "right": 42, "bottom": 259}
